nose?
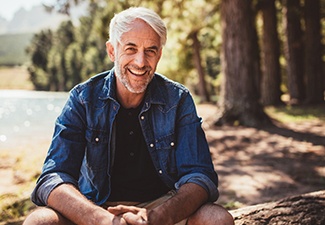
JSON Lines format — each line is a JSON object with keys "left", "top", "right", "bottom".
{"left": 134, "top": 51, "right": 146, "bottom": 68}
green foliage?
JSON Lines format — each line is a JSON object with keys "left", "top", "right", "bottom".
{"left": 26, "top": 29, "right": 53, "bottom": 90}
{"left": 26, "top": 9, "right": 112, "bottom": 91}
{"left": 0, "top": 33, "right": 34, "bottom": 66}
{"left": 26, "top": 0, "right": 223, "bottom": 92}
{"left": 3, "top": 0, "right": 324, "bottom": 104}
{"left": 65, "top": 43, "right": 83, "bottom": 87}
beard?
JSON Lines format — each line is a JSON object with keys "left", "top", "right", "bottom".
{"left": 114, "top": 59, "right": 154, "bottom": 94}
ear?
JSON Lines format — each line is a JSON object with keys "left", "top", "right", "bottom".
{"left": 106, "top": 41, "right": 115, "bottom": 61}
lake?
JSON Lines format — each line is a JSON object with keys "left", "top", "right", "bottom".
{"left": 0, "top": 90, "right": 69, "bottom": 151}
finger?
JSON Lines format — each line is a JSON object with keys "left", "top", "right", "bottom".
{"left": 112, "top": 215, "right": 128, "bottom": 225}
{"left": 108, "top": 205, "right": 142, "bottom": 215}
{"left": 107, "top": 206, "right": 124, "bottom": 216}
{"left": 123, "top": 212, "right": 148, "bottom": 225}
{"left": 138, "top": 208, "right": 148, "bottom": 221}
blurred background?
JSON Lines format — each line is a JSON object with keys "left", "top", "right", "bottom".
{"left": 0, "top": 0, "right": 324, "bottom": 224}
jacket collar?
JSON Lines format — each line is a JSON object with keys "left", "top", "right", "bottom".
{"left": 144, "top": 75, "right": 166, "bottom": 106}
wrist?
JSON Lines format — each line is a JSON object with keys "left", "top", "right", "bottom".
{"left": 148, "top": 207, "right": 173, "bottom": 225}
{"left": 91, "top": 207, "right": 114, "bottom": 225}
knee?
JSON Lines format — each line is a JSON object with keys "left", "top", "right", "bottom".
{"left": 216, "top": 207, "right": 234, "bottom": 225}
{"left": 188, "top": 203, "right": 234, "bottom": 225}
{"left": 23, "top": 207, "right": 64, "bottom": 225}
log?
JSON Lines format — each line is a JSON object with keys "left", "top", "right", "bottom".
{"left": 229, "top": 190, "right": 325, "bottom": 225}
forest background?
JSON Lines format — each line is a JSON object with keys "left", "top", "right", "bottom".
{"left": 0, "top": 0, "right": 324, "bottom": 224}
{"left": 10, "top": 0, "right": 325, "bottom": 125}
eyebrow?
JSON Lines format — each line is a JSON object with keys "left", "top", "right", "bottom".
{"left": 125, "top": 42, "right": 137, "bottom": 47}
{"left": 147, "top": 46, "right": 159, "bottom": 51}
{"left": 125, "top": 42, "right": 159, "bottom": 51}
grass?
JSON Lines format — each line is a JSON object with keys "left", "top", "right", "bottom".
{"left": 0, "top": 196, "right": 35, "bottom": 224}
{"left": 0, "top": 66, "right": 34, "bottom": 90}
{"left": 0, "top": 33, "right": 34, "bottom": 66}
{"left": 265, "top": 104, "right": 325, "bottom": 123}
{"left": 0, "top": 145, "right": 45, "bottom": 225}
{"left": 0, "top": 174, "right": 36, "bottom": 224}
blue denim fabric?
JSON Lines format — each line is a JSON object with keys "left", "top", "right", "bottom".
{"left": 31, "top": 69, "right": 219, "bottom": 206}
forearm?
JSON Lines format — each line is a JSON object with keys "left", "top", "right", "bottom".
{"left": 149, "top": 183, "right": 209, "bottom": 225}
{"left": 47, "top": 183, "right": 114, "bottom": 225}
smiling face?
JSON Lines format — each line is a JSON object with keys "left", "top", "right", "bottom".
{"left": 106, "top": 19, "right": 162, "bottom": 94}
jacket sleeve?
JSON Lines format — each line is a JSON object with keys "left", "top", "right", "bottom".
{"left": 31, "top": 88, "right": 87, "bottom": 206}
{"left": 174, "top": 92, "right": 219, "bottom": 202}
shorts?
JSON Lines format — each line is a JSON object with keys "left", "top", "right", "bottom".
{"left": 102, "top": 190, "right": 187, "bottom": 225}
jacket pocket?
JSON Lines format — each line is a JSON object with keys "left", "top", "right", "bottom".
{"left": 155, "top": 133, "right": 177, "bottom": 175}
{"left": 85, "top": 128, "right": 109, "bottom": 171}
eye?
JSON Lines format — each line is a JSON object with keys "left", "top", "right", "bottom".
{"left": 145, "top": 49, "right": 157, "bottom": 57}
{"left": 125, "top": 47, "right": 137, "bottom": 54}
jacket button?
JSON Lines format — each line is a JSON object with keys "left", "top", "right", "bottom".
{"left": 95, "top": 137, "right": 99, "bottom": 142}
{"left": 170, "top": 142, "right": 175, "bottom": 146}
{"left": 150, "top": 143, "right": 154, "bottom": 148}
{"left": 140, "top": 116, "right": 145, "bottom": 120}
{"left": 158, "top": 170, "right": 163, "bottom": 174}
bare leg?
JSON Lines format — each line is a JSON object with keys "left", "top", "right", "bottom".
{"left": 187, "top": 203, "right": 234, "bottom": 225}
{"left": 23, "top": 207, "right": 75, "bottom": 225}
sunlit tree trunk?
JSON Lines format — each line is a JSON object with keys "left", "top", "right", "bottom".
{"left": 190, "top": 30, "right": 210, "bottom": 103}
{"left": 216, "top": 0, "right": 271, "bottom": 127}
{"left": 304, "top": 0, "right": 324, "bottom": 104}
{"left": 260, "top": 0, "right": 283, "bottom": 106}
{"left": 283, "top": 0, "right": 305, "bottom": 104}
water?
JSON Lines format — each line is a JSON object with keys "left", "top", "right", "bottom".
{"left": 0, "top": 90, "right": 69, "bottom": 150}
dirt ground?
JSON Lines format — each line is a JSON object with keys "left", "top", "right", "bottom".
{"left": 0, "top": 103, "right": 324, "bottom": 222}
{"left": 197, "top": 104, "right": 325, "bottom": 208}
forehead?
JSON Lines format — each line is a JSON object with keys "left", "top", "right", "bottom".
{"left": 120, "top": 19, "right": 161, "bottom": 47}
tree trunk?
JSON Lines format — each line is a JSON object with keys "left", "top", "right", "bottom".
{"left": 260, "top": 0, "right": 283, "bottom": 106}
{"left": 283, "top": 0, "right": 305, "bottom": 104}
{"left": 190, "top": 30, "right": 210, "bottom": 103}
{"left": 304, "top": 0, "right": 324, "bottom": 104}
{"left": 230, "top": 190, "right": 325, "bottom": 225}
{"left": 216, "top": 0, "right": 271, "bottom": 127}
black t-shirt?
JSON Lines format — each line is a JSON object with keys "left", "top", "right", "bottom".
{"left": 108, "top": 103, "right": 170, "bottom": 202}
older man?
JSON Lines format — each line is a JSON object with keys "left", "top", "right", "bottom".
{"left": 23, "top": 7, "right": 234, "bottom": 225}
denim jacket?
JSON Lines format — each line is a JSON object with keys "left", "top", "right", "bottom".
{"left": 31, "top": 69, "right": 219, "bottom": 206}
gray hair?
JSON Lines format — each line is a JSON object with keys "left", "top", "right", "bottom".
{"left": 108, "top": 7, "right": 167, "bottom": 48}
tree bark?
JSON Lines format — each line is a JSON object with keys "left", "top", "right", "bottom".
{"left": 304, "top": 0, "right": 324, "bottom": 104}
{"left": 216, "top": 0, "right": 271, "bottom": 127}
{"left": 282, "top": 0, "right": 305, "bottom": 104}
{"left": 260, "top": 0, "right": 283, "bottom": 106}
{"left": 190, "top": 30, "right": 211, "bottom": 103}
{"left": 230, "top": 190, "right": 325, "bottom": 225}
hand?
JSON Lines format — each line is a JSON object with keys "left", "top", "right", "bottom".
{"left": 91, "top": 207, "right": 129, "bottom": 225}
{"left": 111, "top": 215, "right": 128, "bottom": 225}
{"left": 108, "top": 205, "right": 148, "bottom": 225}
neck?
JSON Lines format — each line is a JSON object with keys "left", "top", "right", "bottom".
{"left": 118, "top": 92, "right": 145, "bottom": 109}
{"left": 116, "top": 82, "right": 145, "bottom": 109}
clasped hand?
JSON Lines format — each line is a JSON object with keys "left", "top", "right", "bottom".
{"left": 107, "top": 205, "right": 149, "bottom": 225}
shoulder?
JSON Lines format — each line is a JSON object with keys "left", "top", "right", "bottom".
{"left": 69, "top": 70, "right": 113, "bottom": 103}
{"left": 153, "top": 73, "right": 190, "bottom": 96}
{"left": 148, "top": 73, "right": 195, "bottom": 110}
{"left": 74, "top": 70, "right": 111, "bottom": 93}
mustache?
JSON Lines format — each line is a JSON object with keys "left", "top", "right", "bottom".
{"left": 125, "top": 65, "right": 152, "bottom": 72}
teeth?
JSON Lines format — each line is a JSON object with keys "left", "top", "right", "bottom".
{"left": 129, "top": 69, "right": 146, "bottom": 76}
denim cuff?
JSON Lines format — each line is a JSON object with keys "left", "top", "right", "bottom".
{"left": 174, "top": 173, "right": 219, "bottom": 202}
{"left": 31, "top": 172, "right": 78, "bottom": 206}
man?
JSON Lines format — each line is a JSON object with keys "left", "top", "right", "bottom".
{"left": 24, "top": 7, "right": 234, "bottom": 225}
